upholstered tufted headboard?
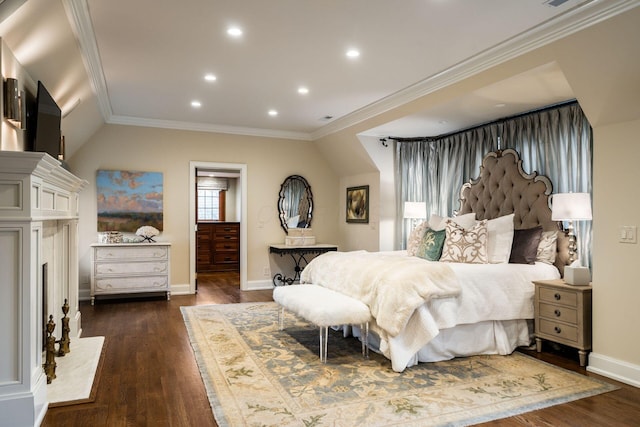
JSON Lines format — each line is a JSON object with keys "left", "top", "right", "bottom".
{"left": 457, "top": 149, "right": 570, "bottom": 274}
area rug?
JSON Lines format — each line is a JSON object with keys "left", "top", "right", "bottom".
{"left": 181, "top": 302, "right": 616, "bottom": 427}
{"left": 47, "top": 336, "right": 106, "bottom": 407}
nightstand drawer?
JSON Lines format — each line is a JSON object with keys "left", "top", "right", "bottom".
{"left": 538, "top": 318, "right": 578, "bottom": 344}
{"left": 538, "top": 302, "right": 578, "bottom": 324}
{"left": 538, "top": 286, "right": 578, "bottom": 308}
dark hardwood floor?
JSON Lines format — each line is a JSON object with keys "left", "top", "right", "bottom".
{"left": 43, "top": 273, "right": 640, "bottom": 426}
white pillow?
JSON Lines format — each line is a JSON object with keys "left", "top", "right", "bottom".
{"left": 406, "top": 221, "right": 429, "bottom": 256}
{"left": 486, "top": 214, "right": 515, "bottom": 264}
{"left": 429, "top": 212, "right": 476, "bottom": 231}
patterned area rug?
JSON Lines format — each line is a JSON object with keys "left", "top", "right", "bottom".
{"left": 181, "top": 302, "right": 616, "bottom": 427}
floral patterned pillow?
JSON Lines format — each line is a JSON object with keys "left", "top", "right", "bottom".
{"left": 536, "top": 230, "right": 558, "bottom": 264}
{"left": 407, "top": 221, "right": 429, "bottom": 256}
{"left": 440, "top": 219, "right": 489, "bottom": 264}
{"left": 415, "top": 228, "right": 446, "bottom": 261}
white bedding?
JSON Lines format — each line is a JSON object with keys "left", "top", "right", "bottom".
{"left": 301, "top": 250, "right": 560, "bottom": 371}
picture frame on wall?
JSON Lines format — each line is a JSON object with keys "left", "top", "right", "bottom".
{"left": 346, "top": 185, "right": 369, "bottom": 223}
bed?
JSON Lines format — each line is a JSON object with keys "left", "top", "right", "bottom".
{"left": 300, "top": 149, "right": 571, "bottom": 372}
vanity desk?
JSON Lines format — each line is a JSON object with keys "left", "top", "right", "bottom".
{"left": 269, "top": 244, "right": 337, "bottom": 286}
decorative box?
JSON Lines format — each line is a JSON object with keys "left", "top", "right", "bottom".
{"left": 288, "top": 228, "right": 313, "bottom": 237}
{"left": 285, "top": 236, "right": 316, "bottom": 246}
{"left": 98, "top": 231, "right": 123, "bottom": 244}
{"left": 564, "top": 266, "right": 591, "bottom": 286}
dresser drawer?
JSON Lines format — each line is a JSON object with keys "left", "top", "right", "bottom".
{"left": 538, "top": 318, "right": 578, "bottom": 344}
{"left": 214, "top": 241, "right": 239, "bottom": 251}
{"left": 538, "top": 302, "right": 578, "bottom": 325}
{"left": 538, "top": 286, "right": 578, "bottom": 308}
{"left": 95, "top": 261, "right": 168, "bottom": 276}
{"left": 95, "top": 245, "right": 168, "bottom": 261}
{"left": 214, "top": 252, "right": 239, "bottom": 264}
{"left": 93, "top": 275, "right": 169, "bottom": 294}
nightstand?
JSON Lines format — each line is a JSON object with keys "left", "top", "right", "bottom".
{"left": 533, "top": 279, "right": 592, "bottom": 366}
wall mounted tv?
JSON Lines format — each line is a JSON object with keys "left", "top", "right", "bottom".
{"left": 28, "top": 81, "right": 62, "bottom": 160}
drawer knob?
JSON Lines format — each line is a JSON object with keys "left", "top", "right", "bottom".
{"left": 554, "top": 293, "right": 561, "bottom": 300}
{"left": 554, "top": 326, "right": 562, "bottom": 334}
{"left": 554, "top": 309, "right": 561, "bottom": 317}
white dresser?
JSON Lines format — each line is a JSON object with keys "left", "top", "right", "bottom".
{"left": 90, "top": 242, "right": 171, "bottom": 304}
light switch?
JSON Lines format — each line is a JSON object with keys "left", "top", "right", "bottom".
{"left": 619, "top": 226, "right": 637, "bottom": 244}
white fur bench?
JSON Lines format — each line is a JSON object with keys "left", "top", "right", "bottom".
{"left": 273, "top": 284, "right": 372, "bottom": 363}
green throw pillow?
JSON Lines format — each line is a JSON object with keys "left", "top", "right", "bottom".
{"left": 415, "top": 228, "right": 446, "bottom": 261}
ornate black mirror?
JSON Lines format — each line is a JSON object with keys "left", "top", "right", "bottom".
{"left": 278, "top": 175, "right": 313, "bottom": 234}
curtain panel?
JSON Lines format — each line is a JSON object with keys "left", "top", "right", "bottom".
{"left": 395, "top": 102, "right": 593, "bottom": 267}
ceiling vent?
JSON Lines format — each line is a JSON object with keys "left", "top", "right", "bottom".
{"left": 545, "top": 0, "right": 570, "bottom": 7}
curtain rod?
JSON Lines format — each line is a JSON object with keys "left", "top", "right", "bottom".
{"left": 389, "top": 99, "right": 578, "bottom": 143}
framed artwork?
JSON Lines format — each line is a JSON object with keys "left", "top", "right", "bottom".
{"left": 346, "top": 185, "right": 369, "bottom": 223}
{"left": 97, "top": 170, "right": 163, "bottom": 232}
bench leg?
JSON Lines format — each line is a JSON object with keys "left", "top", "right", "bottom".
{"left": 278, "top": 306, "right": 285, "bottom": 330}
{"left": 361, "top": 322, "right": 370, "bottom": 359}
{"left": 319, "top": 326, "right": 328, "bottom": 363}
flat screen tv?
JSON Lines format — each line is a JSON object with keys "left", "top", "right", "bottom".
{"left": 30, "top": 81, "right": 61, "bottom": 160}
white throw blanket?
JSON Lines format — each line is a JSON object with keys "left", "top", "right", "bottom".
{"left": 300, "top": 251, "right": 460, "bottom": 337}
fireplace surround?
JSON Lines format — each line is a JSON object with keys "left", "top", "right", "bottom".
{"left": 0, "top": 151, "right": 86, "bottom": 426}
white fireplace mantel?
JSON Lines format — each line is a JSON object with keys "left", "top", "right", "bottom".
{"left": 0, "top": 151, "right": 87, "bottom": 427}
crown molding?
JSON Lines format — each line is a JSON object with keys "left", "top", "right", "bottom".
{"left": 108, "top": 115, "right": 312, "bottom": 141}
{"left": 62, "top": 0, "right": 112, "bottom": 120}
{"left": 311, "top": 0, "right": 640, "bottom": 140}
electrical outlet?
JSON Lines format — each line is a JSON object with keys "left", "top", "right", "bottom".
{"left": 263, "top": 266, "right": 270, "bottom": 277}
{"left": 619, "top": 225, "right": 637, "bottom": 244}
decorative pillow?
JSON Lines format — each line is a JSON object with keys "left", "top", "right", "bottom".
{"left": 486, "top": 213, "right": 515, "bottom": 264}
{"left": 429, "top": 212, "right": 476, "bottom": 231}
{"left": 406, "top": 221, "right": 429, "bottom": 256}
{"left": 415, "top": 228, "right": 446, "bottom": 261}
{"left": 509, "top": 226, "right": 543, "bottom": 264}
{"left": 440, "top": 219, "right": 489, "bottom": 264}
{"left": 536, "top": 230, "right": 558, "bottom": 265}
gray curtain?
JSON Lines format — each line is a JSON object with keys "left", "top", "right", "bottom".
{"left": 395, "top": 102, "right": 593, "bottom": 266}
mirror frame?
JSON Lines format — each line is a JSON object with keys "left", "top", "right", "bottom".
{"left": 278, "top": 175, "right": 313, "bottom": 234}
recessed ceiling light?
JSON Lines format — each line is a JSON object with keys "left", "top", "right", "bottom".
{"left": 297, "top": 86, "right": 309, "bottom": 95}
{"left": 191, "top": 100, "right": 202, "bottom": 108}
{"left": 268, "top": 109, "right": 278, "bottom": 117}
{"left": 227, "top": 26, "right": 243, "bottom": 37}
{"left": 346, "top": 49, "right": 360, "bottom": 58}
{"left": 204, "top": 73, "right": 217, "bottom": 82}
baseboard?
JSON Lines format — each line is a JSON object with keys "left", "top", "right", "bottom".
{"left": 247, "top": 279, "right": 274, "bottom": 291}
{"left": 79, "top": 284, "right": 193, "bottom": 301}
{"left": 170, "top": 283, "right": 191, "bottom": 295}
{"left": 587, "top": 352, "right": 640, "bottom": 388}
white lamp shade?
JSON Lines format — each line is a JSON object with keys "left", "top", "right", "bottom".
{"left": 403, "top": 201, "right": 427, "bottom": 219}
{"left": 551, "top": 193, "right": 592, "bottom": 221}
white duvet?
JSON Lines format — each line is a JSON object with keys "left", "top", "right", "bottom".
{"left": 300, "top": 250, "right": 560, "bottom": 371}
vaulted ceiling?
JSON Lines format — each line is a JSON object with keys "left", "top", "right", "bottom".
{"left": 0, "top": 0, "right": 637, "bottom": 158}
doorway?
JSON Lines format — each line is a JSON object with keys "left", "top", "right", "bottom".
{"left": 189, "top": 161, "right": 248, "bottom": 293}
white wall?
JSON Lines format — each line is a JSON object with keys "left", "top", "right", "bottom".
{"left": 68, "top": 124, "right": 340, "bottom": 292}
{"left": 589, "top": 118, "right": 640, "bottom": 386}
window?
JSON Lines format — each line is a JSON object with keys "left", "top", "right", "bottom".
{"left": 197, "top": 189, "right": 225, "bottom": 221}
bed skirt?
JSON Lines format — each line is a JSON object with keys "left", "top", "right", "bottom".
{"left": 348, "top": 319, "right": 532, "bottom": 370}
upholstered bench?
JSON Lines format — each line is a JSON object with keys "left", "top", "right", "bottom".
{"left": 273, "top": 284, "right": 372, "bottom": 363}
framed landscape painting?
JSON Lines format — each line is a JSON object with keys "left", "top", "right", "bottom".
{"left": 346, "top": 185, "right": 369, "bottom": 223}
{"left": 97, "top": 170, "right": 163, "bottom": 232}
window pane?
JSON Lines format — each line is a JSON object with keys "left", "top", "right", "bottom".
{"left": 197, "top": 189, "right": 220, "bottom": 221}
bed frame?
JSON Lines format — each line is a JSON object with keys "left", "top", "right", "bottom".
{"left": 457, "top": 149, "right": 570, "bottom": 274}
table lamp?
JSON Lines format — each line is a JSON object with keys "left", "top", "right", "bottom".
{"left": 551, "top": 192, "right": 592, "bottom": 264}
